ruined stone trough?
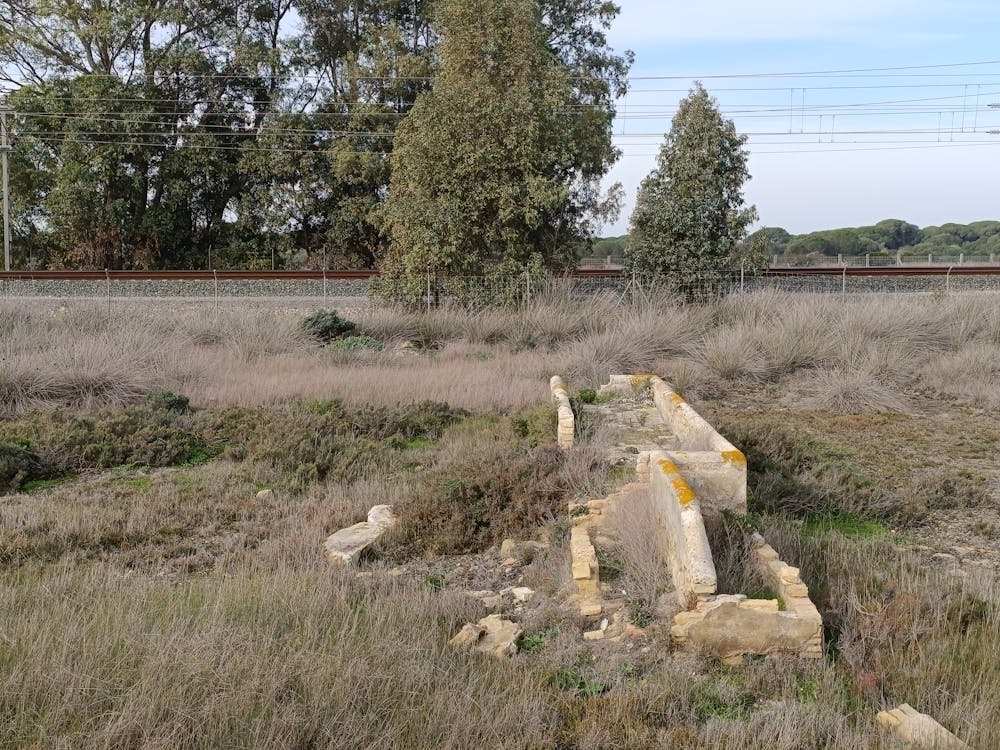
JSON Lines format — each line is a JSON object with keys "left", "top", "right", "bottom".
{"left": 553, "top": 373, "right": 823, "bottom": 663}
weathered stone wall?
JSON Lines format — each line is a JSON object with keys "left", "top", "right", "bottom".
{"left": 552, "top": 373, "right": 822, "bottom": 661}
{"left": 670, "top": 534, "right": 824, "bottom": 662}
{"left": 649, "top": 450, "right": 717, "bottom": 604}
{"left": 649, "top": 377, "right": 747, "bottom": 519}
{"left": 550, "top": 376, "right": 575, "bottom": 450}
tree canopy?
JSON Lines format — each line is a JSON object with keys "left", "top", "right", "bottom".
{"left": 625, "top": 83, "right": 757, "bottom": 292}
{"left": 0, "top": 0, "right": 630, "bottom": 269}
{"left": 377, "top": 0, "right": 624, "bottom": 299}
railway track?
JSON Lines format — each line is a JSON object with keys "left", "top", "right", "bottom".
{"left": 1, "top": 265, "right": 1000, "bottom": 281}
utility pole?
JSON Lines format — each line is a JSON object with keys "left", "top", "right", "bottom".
{"left": 0, "top": 102, "right": 12, "bottom": 272}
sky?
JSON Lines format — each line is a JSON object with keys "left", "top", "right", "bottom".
{"left": 599, "top": 1, "right": 1000, "bottom": 236}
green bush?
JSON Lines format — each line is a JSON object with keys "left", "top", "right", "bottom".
{"left": 301, "top": 309, "right": 356, "bottom": 343}
{"left": 0, "top": 442, "right": 42, "bottom": 492}
{"left": 0, "top": 406, "right": 210, "bottom": 479}
{"left": 329, "top": 334, "right": 383, "bottom": 352}
{"left": 146, "top": 389, "right": 190, "bottom": 413}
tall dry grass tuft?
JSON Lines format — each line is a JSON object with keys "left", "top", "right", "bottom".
{"left": 604, "top": 486, "right": 675, "bottom": 609}
{"left": 754, "top": 298, "right": 838, "bottom": 375}
{"left": 920, "top": 343, "right": 1000, "bottom": 408}
{"left": 696, "top": 326, "right": 771, "bottom": 382}
{"left": 787, "top": 368, "right": 911, "bottom": 414}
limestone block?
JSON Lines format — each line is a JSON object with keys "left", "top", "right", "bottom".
{"left": 324, "top": 505, "right": 397, "bottom": 566}
{"left": 255, "top": 489, "right": 275, "bottom": 501}
{"left": 500, "top": 538, "right": 547, "bottom": 560}
{"left": 876, "top": 704, "right": 968, "bottom": 749}
{"left": 580, "top": 601, "right": 603, "bottom": 617}
{"left": 597, "top": 374, "right": 639, "bottom": 395}
{"left": 678, "top": 601, "right": 823, "bottom": 661}
{"left": 550, "top": 375, "right": 575, "bottom": 449}
{"left": 666, "top": 449, "right": 747, "bottom": 519}
{"left": 511, "top": 587, "right": 535, "bottom": 603}
{"left": 570, "top": 524, "right": 599, "bottom": 591}
{"left": 583, "top": 629, "right": 605, "bottom": 641}
{"left": 450, "top": 615, "right": 523, "bottom": 658}
{"left": 449, "top": 623, "right": 485, "bottom": 650}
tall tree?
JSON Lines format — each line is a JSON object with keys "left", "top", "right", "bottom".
{"left": 1, "top": 0, "right": 628, "bottom": 270}
{"left": 626, "top": 83, "right": 757, "bottom": 295}
{"left": 378, "top": 0, "right": 624, "bottom": 299}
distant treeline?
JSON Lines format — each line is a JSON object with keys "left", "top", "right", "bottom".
{"left": 593, "top": 219, "right": 1000, "bottom": 263}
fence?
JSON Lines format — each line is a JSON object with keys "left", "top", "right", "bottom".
{"left": 3, "top": 269, "right": 1000, "bottom": 309}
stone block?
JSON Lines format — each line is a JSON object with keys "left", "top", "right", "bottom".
{"left": 511, "top": 587, "right": 535, "bottom": 603}
{"left": 324, "top": 505, "right": 397, "bottom": 566}
{"left": 450, "top": 615, "right": 523, "bottom": 658}
{"left": 876, "top": 704, "right": 968, "bottom": 749}
{"left": 678, "top": 601, "right": 823, "bottom": 661}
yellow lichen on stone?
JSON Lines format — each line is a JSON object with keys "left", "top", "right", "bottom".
{"left": 658, "top": 458, "right": 696, "bottom": 506}
{"left": 629, "top": 374, "right": 653, "bottom": 391}
{"left": 672, "top": 477, "right": 696, "bottom": 506}
{"left": 721, "top": 450, "right": 746, "bottom": 467}
{"left": 657, "top": 458, "right": 678, "bottom": 475}
{"left": 669, "top": 393, "right": 685, "bottom": 405}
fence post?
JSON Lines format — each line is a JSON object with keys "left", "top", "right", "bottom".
{"left": 991, "top": 253, "right": 996, "bottom": 264}
{"left": 865, "top": 253, "right": 870, "bottom": 268}
{"left": 105, "top": 268, "right": 111, "bottom": 317}
{"left": 426, "top": 269, "right": 432, "bottom": 313}
{"left": 928, "top": 253, "right": 933, "bottom": 264}
{"left": 959, "top": 252, "right": 964, "bottom": 265}
{"left": 323, "top": 267, "right": 328, "bottom": 304}
{"left": 837, "top": 253, "right": 842, "bottom": 265}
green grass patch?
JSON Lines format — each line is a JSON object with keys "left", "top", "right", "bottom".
{"left": 20, "top": 475, "right": 75, "bottom": 493}
{"left": 802, "top": 512, "right": 889, "bottom": 539}
{"left": 519, "top": 626, "right": 558, "bottom": 654}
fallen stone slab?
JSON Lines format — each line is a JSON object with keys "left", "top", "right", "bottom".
{"left": 500, "top": 538, "right": 548, "bottom": 560}
{"left": 449, "top": 614, "right": 523, "bottom": 658}
{"left": 876, "top": 704, "right": 968, "bottom": 749}
{"left": 672, "top": 597, "right": 821, "bottom": 663}
{"left": 323, "top": 505, "right": 397, "bottom": 566}
{"left": 511, "top": 587, "right": 535, "bottom": 603}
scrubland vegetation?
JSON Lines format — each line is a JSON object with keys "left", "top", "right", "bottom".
{"left": 3, "top": 290, "right": 1000, "bottom": 748}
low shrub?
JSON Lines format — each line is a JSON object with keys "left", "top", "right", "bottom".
{"left": 300, "top": 309, "right": 356, "bottom": 343}
{"left": 393, "top": 418, "right": 572, "bottom": 555}
{"left": 146, "top": 389, "right": 191, "bottom": 413}
{"left": 329, "top": 335, "right": 384, "bottom": 352}
{"left": 0, "top": 442, "right": 42, "bottom": 492}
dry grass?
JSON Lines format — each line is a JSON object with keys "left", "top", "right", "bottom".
{"left": 5, "top": 290, "right": 1000, "bottom": 747}
{"left": 4, "top": 290, "right": 1000, "bottom": 415}
{"left": 786, "top": 368, "right": 911, "bottom": 414}
{"left": 604, "top": 485, "right": 675, "bottom": 610}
